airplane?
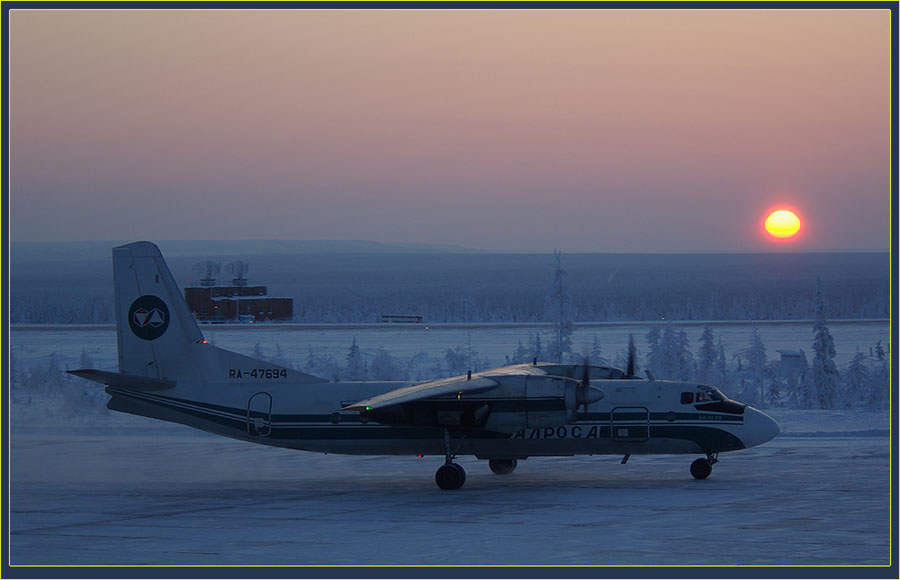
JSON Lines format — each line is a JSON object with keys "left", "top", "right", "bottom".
{"left": 69, "top": 241, "right": 779, "bottom": 490}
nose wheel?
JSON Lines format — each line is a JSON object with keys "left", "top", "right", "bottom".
{"left": 690, "top": 454, "right": 718, "bottom": 480}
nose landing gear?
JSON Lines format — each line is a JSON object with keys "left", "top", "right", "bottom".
{"left": 690, "top": 453, "right": 719, "bottom": 480}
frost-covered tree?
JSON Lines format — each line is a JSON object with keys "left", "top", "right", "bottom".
{"left": 649, "top": 326, "right": 693, "bottom": 380}
{"left": 715, "top": 340, "right": 731, "bottom": 392}
{"left": 744, "top": 327, "right": 768, "bottom": 406}
{"left": 507, "top": 339, "right": 531, "bottom": 365}
{"left": 305, "top": 346, "right": 343, "bottom": 382}
{"left": 674, "top": 330, "right": 694, "bottom": 380}
{"left": 645, "top": 326, "right": 662, "bottom": 376}
{"left": 444, "top": 345, "right": 469, "bottom": 376}
{"left": 696, "top": 326, "right": 718, "bottom": 384}
{"left": 404, "top": 351, "right": 431, "bottom": 381}
{"left": 346, "top": 337, "right": 365, "bottom": 381}
{"left": 865, "top": 344, "right": 889, "bottom": 409}
{"left": 811, "top": 278, "right": 840, "bottom": 408}
{"left": 590, "top": 333, "right": 608, "bottom": 365}
{"left": 843, "top": 348, "right": 869, "bottom": 407}
{"left": 78, "top": 348, "right": 95, "bottom": 370}
{"left": 370, "top": 347, "right": 401, "bottom": 380}
{"left": 530, "top": 331, "right": 544, "bottom": 362}
{"left": 547, "top": 250, "right": 575, "bottom": 363}
{"left": 765, "top": 365, "right": 783, "bottom": 407}
{"left": 271, "top": 344, "right": 290, "bottom": 367}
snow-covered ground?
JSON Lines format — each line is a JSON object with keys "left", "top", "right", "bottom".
{"left": 7, "top": 323, "right": 894, "bottom": 568}
{"left": 9, "top": 409, "right": 891, "bottom": 566}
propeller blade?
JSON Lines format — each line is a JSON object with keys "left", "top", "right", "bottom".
{"left": 626, "top": 334, "right": 636, "bottom": 377}
{"left": 580, "top": 354, "right": 591, "bottom": 414}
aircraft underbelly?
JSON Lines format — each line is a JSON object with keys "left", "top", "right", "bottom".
{"left": 276, "top": 431, "right": 709, "bottom": 456}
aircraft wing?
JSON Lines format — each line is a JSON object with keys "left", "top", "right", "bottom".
{"left": 66, "top": 369, "right": 176, "bottom": 391}
{"left": 342, "top": 375, "right": 500, "bottom": 411}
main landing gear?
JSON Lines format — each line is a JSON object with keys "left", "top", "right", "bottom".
{"left": 690, "top": 453, "right": 719, "bottom": 480}
{"left": 488, "top": 458, "right": 518, "bottom": 475}
{"left": 435, "top": 429, "right": 467, "bottom": 490}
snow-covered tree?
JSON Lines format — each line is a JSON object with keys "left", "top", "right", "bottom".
{"left": 696, "top": 326, "right": 718, "bottom": 384}
{"left": 547, "top": 250, "right": 575, "bottom": 363}
{"left": 715, "top": 340, "right": 731, "bottom": 392}
{"left": 346, "top": 337, "right": 365, "bottom": 381}
{"left": 78, "top": 348, "right": 94, "bottom": 369}
{"left": 271, "top": 344, "right": 290, "bottom": 367}
{"left": 404, "top": 351, "right": 431, "bottom": 381}
{"left": 743, "top": 327, "right": 768, "bottom": 406}
{"left": 507, "top": 339, "right": 531, "bottom": 365}
{"left": 843, "top": 348, "right": 869, "bottom": 407}
{"left": 674, "top": 330, "right": 694, "bottom": 381}
{"left": 811, "top": 278, "right": 840, "bottom": 408}
{"left": 648, "top": 326, "right": 693, "bottom": 380}
{"left": 370, "top": 347, "right": 401, "bottom": 380}
{"left": 590, "top": 333, "right": 608, "bottom": 365}
{"left": 530, "top": 331, "right": 544, "bottom": 362}
{"left": 865, "top": 344, "right": 889, "bottom": 409}
{"left": 444, "top": 345, "right": 469, "bottom": 376}
{"left": 645, "top": 326, "right": 662, "bottom": 376}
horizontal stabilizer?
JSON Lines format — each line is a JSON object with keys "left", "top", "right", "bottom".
{"left": 66, "top": 369, "right": 176, "bottom": 391}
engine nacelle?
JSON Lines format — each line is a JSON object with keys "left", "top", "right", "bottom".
{"left": 482, "top": 375, "right": 604, "bottom": 433}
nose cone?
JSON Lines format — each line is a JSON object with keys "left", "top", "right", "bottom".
{"left": 741, "top": 407, "right": 780, "bottom": 448}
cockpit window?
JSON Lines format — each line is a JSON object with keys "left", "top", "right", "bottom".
{"left": 681, "top": 392, "right": 694, "bottom": 404}
{"left": 695, "top": 386, "right": 725, "bottom": 402}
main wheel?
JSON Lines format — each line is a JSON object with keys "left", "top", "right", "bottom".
{"left": 435, "top": 463, "right": 467, "bottom": 490}
{"left": 488, "top": 459, "right": 518, "bottom": 475}
{"left": 690, "top": 457, "right": 712, "bottom": 480}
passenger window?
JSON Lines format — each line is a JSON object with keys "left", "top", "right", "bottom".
{"left": 696, "top": 392, "right": 709, "bottom": 402}
{"left": 681, "top": 392, "right": 694, "bottom": 404}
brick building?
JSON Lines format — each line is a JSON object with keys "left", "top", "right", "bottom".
{"left": 184, "top": 278, "right": 293, "bottom": 323}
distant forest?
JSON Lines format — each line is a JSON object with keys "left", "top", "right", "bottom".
{"left": 9, "top": 250, "right": 889, "bottom": 324}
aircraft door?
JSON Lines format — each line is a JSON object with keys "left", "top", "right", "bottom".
{"left": 611, "top": 406, "right": 650, "bottom": 442}
{"left": 247, "top": 392, "right": 272, "bottom": 437}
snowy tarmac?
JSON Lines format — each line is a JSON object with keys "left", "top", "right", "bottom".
{"left": 9, "top": 410, "right": 892, "bottom": 568}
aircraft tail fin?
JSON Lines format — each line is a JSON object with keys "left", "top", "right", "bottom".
{"left": 112, "top": 241, "right": 326, "bottom": 384}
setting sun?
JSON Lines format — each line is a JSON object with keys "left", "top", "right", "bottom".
{"left": 765, "top": 209, "right": 802, "bottom": 239}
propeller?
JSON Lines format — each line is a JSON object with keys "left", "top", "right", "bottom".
{"left": 579, "top": 354, "right": 591, "bottom": 415}
{"left": 566, "top": 354, "right": 603, "bottom": 422}
{"left": 625, "top": 334, "right": 637, "bottom": 378}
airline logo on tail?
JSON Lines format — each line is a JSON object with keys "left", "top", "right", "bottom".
{"left": 128, "top": 295, "right": 169, "bottom": 340}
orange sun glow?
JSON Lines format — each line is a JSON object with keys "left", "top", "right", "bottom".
{"left": 764, "top": 209, "right": 802, "bottom": 239}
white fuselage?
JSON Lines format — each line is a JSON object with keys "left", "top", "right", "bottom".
{"left": 106, "top": 376, "right": 777, "bottom": 460}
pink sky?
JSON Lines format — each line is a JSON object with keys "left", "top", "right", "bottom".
{"left": 9, "top": 9, "right": 892, "bottom": 251}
